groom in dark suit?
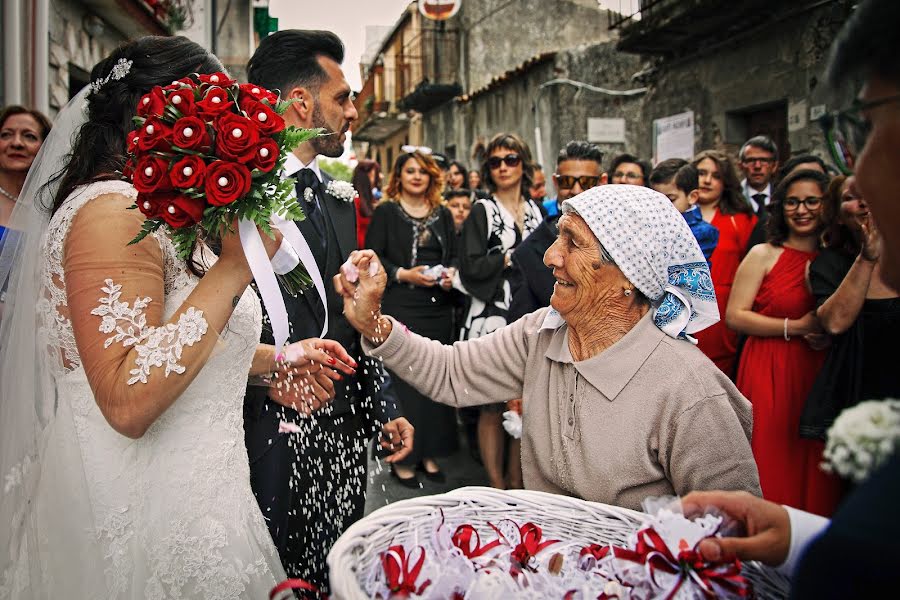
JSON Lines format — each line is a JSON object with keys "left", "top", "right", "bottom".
{"left": 243, "top": 30, "right": 413, "bottom": 591}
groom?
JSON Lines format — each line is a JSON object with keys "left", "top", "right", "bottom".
{"left": 244, "top": 30, "right": 413, "bottom": 590}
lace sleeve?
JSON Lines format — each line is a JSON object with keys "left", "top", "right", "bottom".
{"left": 63, "top": 192, "right": 218, "bottom": 437}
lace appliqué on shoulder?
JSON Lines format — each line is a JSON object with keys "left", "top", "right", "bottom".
{"left": 91, "top": 279, "right": 208, "bottom": 385}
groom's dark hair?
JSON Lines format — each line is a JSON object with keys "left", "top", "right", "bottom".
{"left": 247, "top": 30, "right": 345, "bottom": 95}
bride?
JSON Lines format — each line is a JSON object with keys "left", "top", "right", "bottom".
{"left": 0, "top": 36, "right": 353, "bottom": 598}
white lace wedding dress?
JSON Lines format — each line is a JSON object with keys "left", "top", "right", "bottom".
{"left": 1, "top": 181, "right": 285, "bottom": 598}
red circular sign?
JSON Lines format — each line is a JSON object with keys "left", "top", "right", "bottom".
{"left": 418, "top": 0, "right": 462, "bottom": 21}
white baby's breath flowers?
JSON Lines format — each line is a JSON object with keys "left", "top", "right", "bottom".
{"left": 326, "top": 180, "right": 357, "bottom": 202}
{"left": 822, "top": 399, "right": 900, "bottom": 483}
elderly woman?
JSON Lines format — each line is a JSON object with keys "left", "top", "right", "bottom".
{"left": 336, "top": 185, "right": 761, "bottom": 509}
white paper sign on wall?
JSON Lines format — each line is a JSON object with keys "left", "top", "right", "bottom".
{"left": 587, "top": 118, "right": 627, "bottom": 143}
{"left": 788, "top": 100, "right": 808, "bottom": 132}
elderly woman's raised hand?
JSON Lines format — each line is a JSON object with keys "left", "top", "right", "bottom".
{"left": 333, "top": 250, "right": 393, "bottom": 343}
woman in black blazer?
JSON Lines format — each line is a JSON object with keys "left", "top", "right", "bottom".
{"left": 365, "top": 150, "right": 459, "bottom": 486}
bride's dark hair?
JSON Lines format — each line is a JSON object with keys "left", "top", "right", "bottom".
{"left": 51, "top": 36, "right": 223, "bottom": 214}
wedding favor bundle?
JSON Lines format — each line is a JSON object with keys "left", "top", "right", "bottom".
{"left": 327, "top": 488, "right": 789, "bottom": 600}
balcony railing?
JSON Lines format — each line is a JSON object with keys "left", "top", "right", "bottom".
{"left": 394, "top": 27, "right": 462, "bottom": 112}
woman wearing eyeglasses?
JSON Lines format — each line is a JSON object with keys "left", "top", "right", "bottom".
{"left": 459, "top": 132, "right": 544, "bottom": 489}
{"left": 726, "top": 169, "right": 842, "bottom": 516}
{"left": 690, "top": 150, "right": 757, "bottom": 377}
{"left": 365, "top": 150, "right": 459, "bottom": 486}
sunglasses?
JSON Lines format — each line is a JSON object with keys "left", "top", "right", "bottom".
{"left": 818, "top": 94, "right": 900, "bottom": 175}
{"left": 486, "top": 154, "right": 521, "bottom": 169}
{"left": 783, "top": 196, "right": 822, "bottom": 211}
{"left": 555, "top": 175, "right": 602, "bottom": 190}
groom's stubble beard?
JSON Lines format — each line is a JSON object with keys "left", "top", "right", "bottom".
{"left": 309, "top": 102, "right": 346, "bottom": 158}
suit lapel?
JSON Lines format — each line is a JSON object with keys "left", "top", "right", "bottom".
{"left": 319, "top": 173, "right": 357, "bottom": 260}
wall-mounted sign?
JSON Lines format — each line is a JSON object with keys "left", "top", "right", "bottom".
{"left": 788, "top": 100, "right": 808, "bottom": 132}
{"left": 587, "top": 118, "right": 626, "bottom": 143}
{"left": 652, "top": 111, "right": 694, "bottom": 164}
{"left": 418, "top": 0, "right": 462, "bottom": 20}
{"left": 809, "top": 104, "right": 827, "bottom": 122}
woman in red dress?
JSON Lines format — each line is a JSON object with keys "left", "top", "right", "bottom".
{"left": 691, "top": 150, "right": 757, "bottom": 376}
{"left": 352, "top": 159, "right": 382, "bottom": 248}
{"left": 727, "top": 169, "right": 842, "bottom": 516}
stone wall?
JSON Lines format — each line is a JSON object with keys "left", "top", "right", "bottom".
{"left": 422, "top": 42, "right": 643, "bottom": 176}
{"left": 629, "top": 1, "right": 856, "bottom": 166}
{"left": 48, "top": 2, "right": 128, "bottom": 115}
{"left": 460, "top": 0, "right": 614, "bottom": 93}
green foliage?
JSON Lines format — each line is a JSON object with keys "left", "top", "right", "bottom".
{"left": 319, "top": 158, "right": 353, "bottom": 182}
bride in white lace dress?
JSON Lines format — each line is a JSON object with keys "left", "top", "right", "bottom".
{"left": 0, "top": 37, "right": 353, "bottom": 599}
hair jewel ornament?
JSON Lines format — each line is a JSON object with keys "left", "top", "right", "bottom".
{"left": 401, "top": 144, "right": 432, "bottom": 155}
{"left": 88, "top": 58, "right": 133, "bottom": 95}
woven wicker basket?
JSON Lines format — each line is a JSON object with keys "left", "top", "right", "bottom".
{"left": 328, "top": 486, "right": 791, "bottom": 599}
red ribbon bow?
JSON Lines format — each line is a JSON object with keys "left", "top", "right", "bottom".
{"left": 452, "top": 524, "right": 501, "bottom": 559}
{"left": 627, "top": 528, "right": 751, "bottom": 599}
{"left": 382, "top": 544, "right": 432, "bottom": 597}
{"left": 269, "top": 578, "right": 324, "bottom": 600}
{"left": 489, "top": 521, "right": 559, "bottom": 571}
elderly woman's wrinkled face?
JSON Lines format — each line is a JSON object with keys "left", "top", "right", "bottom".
{"left": 544, "top": 214, "right": 630, "bottom": 320}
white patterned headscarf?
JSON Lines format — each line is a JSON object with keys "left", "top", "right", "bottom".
{"left": 561, "top": 184, "right": 718, "bottom": 340}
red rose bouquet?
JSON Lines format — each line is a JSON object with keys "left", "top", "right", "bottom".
{"left": 125, "top": 72, "right": 318, "bottom": 295}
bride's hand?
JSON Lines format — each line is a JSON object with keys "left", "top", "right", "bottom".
{"left": 268, "top": 339, "right": 356, "bottom": 413}
{"left": 280, "top": 338, "right": 357, "bottom": 376}
{"left": 218, "top": 219, "right": 283, "bottom": 275}
{"left": 333, "top": 250, "right": 391, "bottom": 342}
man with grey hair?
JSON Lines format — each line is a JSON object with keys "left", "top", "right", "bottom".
{"left": 740, "top": 135, "right": 780, "bottom": 249}
{"left": 740, "top": 135, "right": 779, "bottom": 211}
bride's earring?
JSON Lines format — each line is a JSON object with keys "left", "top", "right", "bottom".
{"left": 623, "top": 287, "right": 632, "bottom": 297}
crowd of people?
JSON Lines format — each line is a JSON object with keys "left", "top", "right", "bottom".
{"left": 346, "top": 126, "right": 898, "bottom": 519}
{"left": 0, "top": 0, "right": 898, "bottom": 597}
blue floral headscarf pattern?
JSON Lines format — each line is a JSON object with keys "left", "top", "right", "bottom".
{"left": 562, "top": 185, "right": 719, "bottom": 340}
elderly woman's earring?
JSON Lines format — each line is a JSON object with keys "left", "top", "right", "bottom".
{"left": 623, "top": 287, "right": 632, "bottom": 297}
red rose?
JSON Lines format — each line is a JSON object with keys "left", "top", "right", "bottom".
{"left": 214, "top": 113, "right": 260, "bottom": 162}
{"left": 167, "top": 88, "right": 197, "bottom": 117}
{"left": 243, "top": 99, "right": 285, "bottom": 135}
{"left": 136, "top": 117, "right": 173, "bottom": 152}
{"left": 170, "top": 155, "right": 207, "bottom": 189}
{"left": 239, "top": 83, "right": 278, "bottom": 104}
{"left": 197, "top": 72, "right": 236, "bottom": 87}
{"left": 249, "top": 138, "right": 279, "bottom": 173}
{"left": 136, "top": 192, "right": 164, "bottom": 219}
{"left": 196, "top": 86, "right": 234, "bottom": 117}
{"left": 160, "top": 194, "right": 206, "bottom": 228}
{"left": 205, "top": 161, "right": 252, "bottom": 206}
{"left": 137, "top": 86, "right": 166, "bottom": 118}
{"left": 126, "top": 129, "right": 140, "bottom": 154}
{"left": 172, "top": 116, "right": 211, "bottom": 151}
{"left": 132, "top": 155, "right": 171, "bottom": 193}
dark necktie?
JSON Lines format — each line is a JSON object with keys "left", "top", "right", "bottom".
{"left": 752, "top": 193, "right": 767, "bottom": 216}
{"left": 295, "top": 168, "right": 327, "bottom": 244}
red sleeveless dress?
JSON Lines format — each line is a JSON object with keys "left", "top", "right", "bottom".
{"left": 696, "top": 210, "right": 756, "bottom": 376}
{"left": 736, "top": 246, "right": 842, "bottom": 516}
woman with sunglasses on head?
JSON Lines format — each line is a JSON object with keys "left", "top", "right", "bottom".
{"left": 801, "top": 175, "right": 900, "bottom": 443}
{"left": 365, "top": 150, "right": 459, "bottom": 486}
{"left": 726, "top": 169, "right": 842, "bottom": 517}
{"left": 690, "top": 150, "right": 757, "bottom": 377}
{"left": 459, "top": 132, "right": 544, "bottom": 489}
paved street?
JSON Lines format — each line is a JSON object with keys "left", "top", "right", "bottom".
{"left": 364, "top": 433, "right": 490, "bottom": 516}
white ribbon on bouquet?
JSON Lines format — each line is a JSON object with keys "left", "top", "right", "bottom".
{"left": 238, "top": 214, "right": 328, "bottom": 355}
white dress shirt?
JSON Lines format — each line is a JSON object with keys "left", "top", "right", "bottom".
{"left": 741, "top": 179, "right": 773, "bottom": 213}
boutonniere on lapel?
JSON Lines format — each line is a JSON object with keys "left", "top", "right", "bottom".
{"left": 325, "top": 180, "right": 357, "bottom": 202}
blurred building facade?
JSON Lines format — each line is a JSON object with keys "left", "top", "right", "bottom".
{"left": 1, "top": 0, "right": 276, "bottom": 116}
